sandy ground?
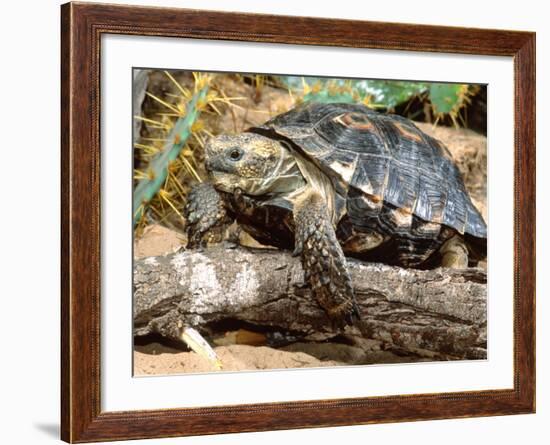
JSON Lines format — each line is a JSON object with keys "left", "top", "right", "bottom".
{"left": 134, "top": 121, "right": 487, "bottom": 376}
{"left": 134, "top": 339, "right": 431, "bottom": 376}
{"left": 134, "top": 343, "right": 343, "bottom": 375}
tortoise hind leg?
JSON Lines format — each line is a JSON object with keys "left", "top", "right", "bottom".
{"left": 293, "top": 188, "right": 360, "bottom": 327}
{"left": 440, "top": 234, "right": 469, "bottom": 268}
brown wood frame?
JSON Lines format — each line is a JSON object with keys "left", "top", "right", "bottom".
{"left": 61, "top": 2, "right": 536, "bottom": 442}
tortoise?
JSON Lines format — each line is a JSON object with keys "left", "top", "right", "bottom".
{"left": 185, "top": 102, "right": 487, "bottom": 325}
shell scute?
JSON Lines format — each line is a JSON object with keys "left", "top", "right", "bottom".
{"left": 414, "top": 173, "right": 448, "bottom": 223}
{"left": 315, "top": 112, "right": 387, "bottom": 156}
{"left": 350, "top": 155, "right": 390, "bottom": 198}
{"left": 384, "top": 161, "right": 419, "bottom": 212}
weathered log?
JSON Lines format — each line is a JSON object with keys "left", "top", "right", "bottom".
{"left": 134, "top": 246, "right": 487, "bottom": 359}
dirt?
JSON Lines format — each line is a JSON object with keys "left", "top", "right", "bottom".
{"left": 210, "top": 76, "right": 296, "bottom": 135}
{"left": 134, "top": 343, "right": 343, "bottom": 375}
{"left": 134, "top": 224, "right": 186, "bottom": 259}
{"left": 133, "top": 338, "right": 433, "bottom": 376}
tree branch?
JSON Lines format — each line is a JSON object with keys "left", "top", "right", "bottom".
{"left": 134, "top": 246, "right": 487, "bottom": 359}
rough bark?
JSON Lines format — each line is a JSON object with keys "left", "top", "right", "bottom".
{"left": 134, "top": 246, "right": 487, "bottom": 359}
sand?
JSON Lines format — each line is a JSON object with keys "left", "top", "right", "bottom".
{"left": 134, "top": 339, "right": 429, "bottom": 376}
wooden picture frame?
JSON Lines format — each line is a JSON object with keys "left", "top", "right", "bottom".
{"left": 61, "top": 2, "right": 535, "bottom": 442}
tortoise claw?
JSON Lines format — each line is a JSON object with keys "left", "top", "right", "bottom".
{"left": 345, "top": 304, "right": 362, "bottom": 325}
{"left": 330, "top": 300, "right": 362, "bottom": 330}
{"left": 292, "top": 240, "right": 303, "bottom": 257}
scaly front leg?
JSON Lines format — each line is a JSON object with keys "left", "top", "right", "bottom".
{"left": 185, "top": 182, "right": 233, "bottom": 248}
{"left": 293, "top": 188, "right": 361, "bottom": 327}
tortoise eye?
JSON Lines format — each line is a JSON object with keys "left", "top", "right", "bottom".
{"left": 228, "top": 148, "right": 243, "bottom": 161}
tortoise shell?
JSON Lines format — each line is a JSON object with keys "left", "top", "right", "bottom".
{"left": 248, "top": 102, "right": 486, "bottom": 266}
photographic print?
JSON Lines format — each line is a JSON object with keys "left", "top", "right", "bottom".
{"left": 62, "top": 4, "right": 535, "bottom": 440}
{"left": 132, "top": 70, "right": 488, "bottom": 376}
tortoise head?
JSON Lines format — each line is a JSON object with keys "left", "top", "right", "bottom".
{"left": 204, "top": 133, "right": 304, "bottom": 196}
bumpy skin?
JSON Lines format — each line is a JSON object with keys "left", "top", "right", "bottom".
{"left": 293, "top": 188, "right": 360, "bottom": 326}
{"left": 185, "top": 183, "right": 233, "bottom": 248}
